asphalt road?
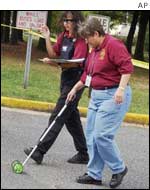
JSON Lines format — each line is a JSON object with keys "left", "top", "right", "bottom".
{"left": 1, "top": 107, "right": 149, "bottom": 189}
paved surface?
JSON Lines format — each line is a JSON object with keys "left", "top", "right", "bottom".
{"left": 1, "top": 107, "right": 149, "bottom": 189}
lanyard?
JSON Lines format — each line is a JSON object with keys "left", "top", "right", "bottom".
{"left": 88, "top": 51, "right": 96, "bottom": 76}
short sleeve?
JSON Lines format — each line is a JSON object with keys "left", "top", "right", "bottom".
{"left": 108, "top": 39, "right": 134, "bottom": 74}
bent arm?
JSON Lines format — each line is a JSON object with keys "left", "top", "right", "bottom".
{"left": 41, "top": 25, "right": 57, "bottom": 58}
{"left": 114, "top": 74, "right": 131, "bottom": 104}
{"left": 45, "top": 37, "right": 57, "bottom": 58}
{"left": 67, "top": 81, "right": 85, "bottom": 102}
{"left": 119, "top": 74, "right": 131, "bottom": 90}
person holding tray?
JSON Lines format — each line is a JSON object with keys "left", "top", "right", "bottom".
{"left": 24, "top": 11, "right": 89, "bottom": 165}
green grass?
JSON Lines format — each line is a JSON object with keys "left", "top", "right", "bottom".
{"left": 1, "top": 57, "right": 60, "bottom": 103}
{"left": 129, "top": 67, "right": 149, "bottom": 114}
{"left": 1, "top": 52, "right": 149, "bottom": 115}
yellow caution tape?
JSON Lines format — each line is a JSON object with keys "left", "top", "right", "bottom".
{"left": 1, "top": 24, "right": 56, "bottom": 42}
{"left": 1, "top": 23, "right": 30, "bottom": 31}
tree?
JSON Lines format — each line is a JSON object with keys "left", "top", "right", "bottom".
{"left": 10, "top": 11, "right": 18, "bottom": 44}
{"left": 1, "top": 11, "right": 4, "bottom": 42}
{"left": 50, "top": 11, "right": 63, "bottom": 34}
{"left": 18, "top": 30, "right": 24, "bottom": 42}
{"left": 126, "top": 11, "right": 139, "bottom": 54}
{"left": 1, "top": 11, "right": 11, "bottom": 43}
{"left": 145, "top": 22, "right": 149, "bottom": 54}
{"left": 134, "top": 11, "right": 149, "bottom": 61}
{"left": 10, "top": 11, "right": 24, "bottom": 44}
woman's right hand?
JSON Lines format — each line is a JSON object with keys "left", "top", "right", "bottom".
{"left": 40, "top": 25, "right": 50, "bottom": 39}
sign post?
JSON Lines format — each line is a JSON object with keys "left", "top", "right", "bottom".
{"left": 16, "top": 11, "right": 48, "bottom": 89}
{"left": 23, "top": 32, "right": 33, "bottom": 89}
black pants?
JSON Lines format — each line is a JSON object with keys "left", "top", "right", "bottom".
{"left": 37, "top": 83, "right": 88, "bottom": 155}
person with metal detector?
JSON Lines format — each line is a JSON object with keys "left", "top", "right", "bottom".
{"left": 24, "top": 11, "right": 89, "bottom": 165}
{"left": 67, "top": 17, "right": 134, "bottom": 188}
{"left": 11, "top": 102, "right": 69, "bottom": 174}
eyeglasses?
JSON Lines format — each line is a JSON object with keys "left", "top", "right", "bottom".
{"left": 63, "top": 19, "right": 76, "bottom": 23}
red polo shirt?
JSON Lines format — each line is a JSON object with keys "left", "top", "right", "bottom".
{"left": 80, "top": 34, "right": 134, "bottom": 89}
{"left": 53, "top": 31, "right": 88, "bottom": 66}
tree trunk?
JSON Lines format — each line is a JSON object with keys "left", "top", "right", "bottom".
{"left": 1, "top": 11, "right": 4, "bottom": 42}
{"left": 126, "top": 11, "right": 139, "bottom": 54}
{"left": 18, "top": 30, "right": 24, "bottom": 42}
{"left": 1, "top": 11, "right": 11, "bottom": 43}
{"left": 10, "top": 11, "right": 18, "bottom": 44}
{"left": 37, "top": 11, "right": 52, "bottom": 51}
{"left": 134, "top": 11, "right": 149, "bottom": 61}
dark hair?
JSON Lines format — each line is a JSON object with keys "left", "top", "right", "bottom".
{"left": 59, "top": 11, "right": 85, "bottom": 37}
{"left": 78, "top": 17, "right": 105, "bottom": 38}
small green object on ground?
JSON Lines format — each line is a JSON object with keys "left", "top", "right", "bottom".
{"left": 11, "top": 160, "right": 24, "bottom": 174}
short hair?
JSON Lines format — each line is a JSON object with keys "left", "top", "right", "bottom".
{"left": 78, "top": 17, "right": 105, "bottom": 38}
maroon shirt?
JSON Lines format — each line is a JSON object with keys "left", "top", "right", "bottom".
{"left": 53, "top": 31, "right": 88, "bottom": 67}
{"left": 80, "top": 34, "right": 134, "bottom": 89}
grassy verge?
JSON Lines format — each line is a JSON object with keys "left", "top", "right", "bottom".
{"left": 1, "top": 44, "right": 149, "bottom": 114}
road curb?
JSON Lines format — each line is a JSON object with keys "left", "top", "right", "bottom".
{"left": 1, "top": 96, "right": 149, "bottom": 126}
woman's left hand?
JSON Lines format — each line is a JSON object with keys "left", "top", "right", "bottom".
{"left": 114, "top": 88, "right": 124, "bottom": 104}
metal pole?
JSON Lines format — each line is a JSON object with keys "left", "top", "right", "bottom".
{"left": 23, "top": 32, "right": 32, "bottom": 89}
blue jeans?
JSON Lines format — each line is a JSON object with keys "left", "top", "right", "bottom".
{"left": 86, "top": 86, "right": 132, "bottom": 180}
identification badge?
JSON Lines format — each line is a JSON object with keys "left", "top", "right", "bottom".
{"left": 62, "top": 46, "right": 68, "bottom": 52}
{"left": 85, "top": 75, "right": 92, "bottom": 87}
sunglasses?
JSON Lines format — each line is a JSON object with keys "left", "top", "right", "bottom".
{"left": 63, "top": 19, "right": 76, "bottom": 23}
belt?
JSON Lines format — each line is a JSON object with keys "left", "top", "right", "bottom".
{"left": 62, "top": 67, "right": 81, "bottom": 72}
{"left": 96, "top": 85, "right": 119, "bottom": 90}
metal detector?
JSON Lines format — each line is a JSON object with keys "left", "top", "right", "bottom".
{"left": 11, "top": 103, "right": 68, "bottom": 174}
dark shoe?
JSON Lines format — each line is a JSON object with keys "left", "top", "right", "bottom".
{"left": 67, "top": 152, "right": 89, "bottom": 164}
{"left": 109, "top": 166, "right": 128, "bottom": 188}
{"left": 76, "top": 173, "right": 102, "bottom": 185}
{"left": 24, "top": 147, "right": 43, "bottom": 164}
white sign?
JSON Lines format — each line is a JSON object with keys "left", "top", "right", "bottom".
{"left": 88, "top": 14, "right": 111, "bottom": 33}
{"left": 16, "top": 11, "right": 48, "bottom": 30}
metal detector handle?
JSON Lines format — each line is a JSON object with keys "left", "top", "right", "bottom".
{"left": 39, "top": 103, "right": 68, "bottom": 143}
{"left": 57, "top": 103, "right": 67, "bottom": 117}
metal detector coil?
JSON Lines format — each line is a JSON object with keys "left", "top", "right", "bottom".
{"left": 11, "top": 160, "right": 24, "bottom": 174}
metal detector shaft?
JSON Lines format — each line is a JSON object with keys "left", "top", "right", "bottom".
{"left": 23, "top": 145, "right": 38, "bottom": 166}
{"left": 40, "top": 104, "right": 67, "bottom": 142}
{"left": 22, "top": 103, "right": 68, "bottom": 166}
